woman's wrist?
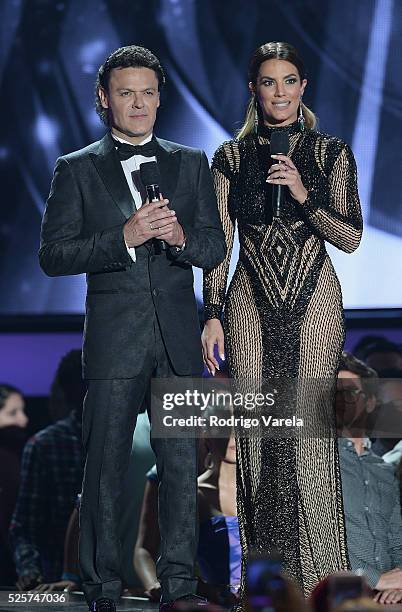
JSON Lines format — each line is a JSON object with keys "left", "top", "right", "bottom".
{"left": 293, "top": 186, "right": 308, "bottom": 204}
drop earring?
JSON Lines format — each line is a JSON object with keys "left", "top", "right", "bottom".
{"left": 254, "top": 97, "right": 259, "bottom": 134}
{"left": 204, "top": 451, "right": 215, "bottom": 470}
{"left": 298, "top": 98, "right": 305, "bottom": 132}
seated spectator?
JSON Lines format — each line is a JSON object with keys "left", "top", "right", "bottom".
{"left": 29, "top": 411, "right": 156, "bottom": 594}
{"left": 310, "top": 572, "right": 371, "bottom": 612}
{"left": 334, "top": 599, "right": 381, "bottom": 611}
{"left": 247, "top": 565, "right": 310, "bottom": 612}
{"left": 197, "top": 430, "right": 239, "bottom": 601}
{"left": 335, "top": 352, "right": 378, "bottom": 439}
{"left": 31, "top": 495, "right": 81, "bottom": 594}
{"left": 337, "top": 352, "right": 402, "bottom": 605}
{"left": 353, "top": 336, "right": 402, "bottom": 373}
{"left": 0, "top": 384, "right": 28, "bottom": 585}
{"left": 134, "top": 407, "right": 239, "bottom": 606}
{"left": 9, "top": 350, "right": 85, "bottom": 590}
{"left": 372, "top": 368, "right": 402, "bottom": 456}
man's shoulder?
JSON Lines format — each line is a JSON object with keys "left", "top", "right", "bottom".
{"left": 25, "top": 416, "right": 80, "bottom": 451}
{"left": 60, "top": 134, "right": 110, "bottom": 164}
{"left": 156, "top": 137, "right": 203, "bottom": 158}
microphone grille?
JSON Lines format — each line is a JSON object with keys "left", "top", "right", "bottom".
{"left": 269, "top": 131, "right": 290, "bottom": 155}
{"left": 139, "top": 161, "right": 161, "bottom": 185}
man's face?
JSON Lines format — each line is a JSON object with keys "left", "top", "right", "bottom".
{"left": 336, "top": 371, "right": 368, "bottom": 436}
{"left": 98, "top": 66, "right": 160, "bottom": 143}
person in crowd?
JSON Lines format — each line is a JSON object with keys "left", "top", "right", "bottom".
{"left": 247, "top": 569, "right": 311, "bottom": 612}
{"left": 334, "top": 599, "right": 381, "bottom": 611}
{"left": 32, "top": 410, "right": 156, "bottom": 595}
{"left": 202, "top": 40, "right": 362, "bottom": 600}
{"left": 134, "top": 400, "right": 239, "bottom": 607}
{"left": 39, "top": 44, "right": 225, "bottom": 612}
{"left": 371, "top": 368, "right": 402, "bottom": 456}
{"left": 337, "top": 352, "right": 402, "bottom": 606}
{"left": 9, "top": 350, "right": 85, "bottom": 590}
{"left": 335, "top": 352, "right": 378, "bottom": 439}
{"left": 310, "top": 573, "right": 373, "bottom": 612}
{"left": 0, "top": 384, "right": 28, "bottom": 585}
{"left": 29, "top": 495, "right": 81, "bottom": 595}
{"left": 353, "top": 336, "right": 402, "bottom": 373}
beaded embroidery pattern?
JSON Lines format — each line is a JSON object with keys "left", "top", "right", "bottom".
{"left": 203, "top": 120, "right": 363, "bottom": 600}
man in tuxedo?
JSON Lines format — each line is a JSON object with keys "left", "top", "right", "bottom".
{"left": 39, "top": 45, "right": 225, "bottom": 612}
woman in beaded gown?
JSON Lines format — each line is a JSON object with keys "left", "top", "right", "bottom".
{"left": 202, "top": 42, "right": 363, "bottom": 599}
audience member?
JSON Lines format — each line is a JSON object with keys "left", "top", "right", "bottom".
{"left": 353, "top": 336, "right": 402, "bottom": 373}
{"left": 310, "top": 573, "right": 370, "bottom": 612}
{"left": 9, "top": 350, "right": 85, "bottom": 589}
{"left": 335, "top": 352, "right": 378, "bottom": 439}
{"left": 337, "top": 352, "right": 402, "bottom": 605}
{"left": 372, "top": 368, "right": 402, "bottom": 456}
{"left": 0, "top": 384, "right": 28, "bottom": 585}
{"left": 28, "top": 411, "right": 156, "bottom": 594}
{"left": 334, "top": 599, "right": 381, "bottom": 611}
{"left": 248, "top": 575, "right": 311, "bottom": 612}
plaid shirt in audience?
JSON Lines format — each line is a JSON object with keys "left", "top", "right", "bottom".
{"left": 9, "top": 411, "right": 83, "bottom": 582}
{"left": 339, "top": 437, "right": 402, "bottom": 588}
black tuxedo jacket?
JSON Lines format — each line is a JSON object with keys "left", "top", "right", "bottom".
{"left": 39, "top": 133, "right": 226, "bottom": 379}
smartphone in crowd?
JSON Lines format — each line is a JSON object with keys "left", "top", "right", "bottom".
{"left": 246, "top": 551, "right": 285, "bottom": 611}
{"left": 328, "top": 573, "right": 368, "bottom": 610}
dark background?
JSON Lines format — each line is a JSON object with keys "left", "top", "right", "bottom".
{"left": 0, "top": 0, "right": 401, "bottom": 394}
{"left": 0, "top": 0, "right": 401, "bottom": 314}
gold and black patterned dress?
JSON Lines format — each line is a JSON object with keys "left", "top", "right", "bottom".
{"left": 203, "top": 120, "right": 363, "bottom": 597}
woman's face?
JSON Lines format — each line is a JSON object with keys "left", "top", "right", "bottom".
{"left": 251, "top": 58, "right": 307, "bottom": 127}
{"left": 0, "top": 393, "right": 28, "bottom": 428}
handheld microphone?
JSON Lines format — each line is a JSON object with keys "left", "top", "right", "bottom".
{"left": 139, "top": 161, "right": 166, "bottom": 251}
{"left": 270, "top": 131, "right": 290, "bottom": 218}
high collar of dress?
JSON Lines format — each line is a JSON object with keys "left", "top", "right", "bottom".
{"left": 257, "top": 119, "right": 300, "bottom": 139}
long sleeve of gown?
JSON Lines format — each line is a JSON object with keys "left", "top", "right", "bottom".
{"left": 300, "top": 141, "right": 363, "bottom": 253}
{"left": 203, "top": 143, "right": 237, "bottom": 321}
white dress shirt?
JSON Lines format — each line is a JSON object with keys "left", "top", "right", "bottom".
{"left": 112, "top": 132, "right": 156, "bottom": 263}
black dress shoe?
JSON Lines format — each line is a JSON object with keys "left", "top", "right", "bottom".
{"left": 89, "top": 597, "right": 117, "bottom": 612}
{"left": 160, "top": 594, "right": 209, "bottom": 611}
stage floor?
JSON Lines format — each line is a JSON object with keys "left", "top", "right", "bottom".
{"left": 0, "top": 592, "right": 159, "bottom": 611}
{"left": 1, "top": 590, "right": 401, "bottom": 611}
{"left": 0, "top": 591, "right": 233, "bottom": 612}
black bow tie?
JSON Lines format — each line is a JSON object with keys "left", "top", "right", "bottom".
{"left": 115, "top": 139, "right": 157, "bottom": 160}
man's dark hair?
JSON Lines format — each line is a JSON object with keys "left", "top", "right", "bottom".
{"left": 95, "top": 45, "right": 166, "bottom": 125}
{"left": 376, "top": 368, "right": 402, "bottom": 379}
{"left": 338, "top": 351, "right": 379, "bottom": 397}
{"left": 353, "top": 335, "right": 402, "bottom": 361}
{"left": 49, "top": 350, "right": 87, "bottom": 421}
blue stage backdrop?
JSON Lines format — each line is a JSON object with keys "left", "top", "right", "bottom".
{"left": 0, "top": 0, "right": 400, "bottom": 313}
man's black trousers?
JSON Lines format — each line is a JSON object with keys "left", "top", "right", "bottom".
{"left": 79, "top": 315, "right": 198, "bottom": 604}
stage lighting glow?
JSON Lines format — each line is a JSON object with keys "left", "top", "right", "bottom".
{"left": 35, "top": 115, "right": 59, "bottom": 147}
{"left": 79, "top": 40, "right": 107, "bottom": 65}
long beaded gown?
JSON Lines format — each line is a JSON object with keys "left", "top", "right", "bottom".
{"left": 203, "top": 120, "right": 363, "bottom": 597}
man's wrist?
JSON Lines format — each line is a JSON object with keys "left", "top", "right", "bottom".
{"left": 175, "top": 228, "right": 186, "bottom": 251}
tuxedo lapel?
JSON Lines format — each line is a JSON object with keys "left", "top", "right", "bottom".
{"left": 90, "top": 133, "right": 136, "bottom": 220}
{"left": 89, "top": 134, "right": 181, "bottom": 221}
{"left": 155, "top": 138, "right": 181, "bottom": 203}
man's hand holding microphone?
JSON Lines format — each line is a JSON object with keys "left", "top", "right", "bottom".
{"left": 123, "top": 197, "right": 184, "bottom": 248}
